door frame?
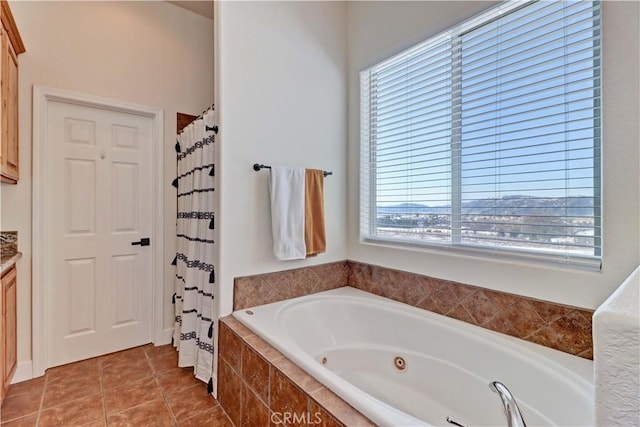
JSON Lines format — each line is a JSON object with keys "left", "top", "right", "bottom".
{"left": 32, "top": 86, "right": 165, "bottom": 377}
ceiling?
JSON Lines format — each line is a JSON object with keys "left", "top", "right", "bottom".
{"left": 167, "top": 1, "right": 214, "bottom": 20}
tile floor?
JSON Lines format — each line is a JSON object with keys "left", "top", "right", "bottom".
{"left": 0, "top": 344, "right": 233, "bottom": 426}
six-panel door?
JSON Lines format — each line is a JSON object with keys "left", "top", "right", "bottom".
{"left": 46, "top": 100, "right": 153, "bottom": 368}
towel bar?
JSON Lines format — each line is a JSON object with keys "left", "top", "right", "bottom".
{"left": 253, "top": 163, "right": 332, "bottom": 177}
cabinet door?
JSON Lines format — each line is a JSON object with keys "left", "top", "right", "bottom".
{"left": 0, "top": 26, "right": 17, "bottom": 183}
{"left": 3, "top": 265, "right": 16, "bottom": 391}
{"left": 0, "top": 267, "right": 4, "bottom": 404}
{"left": 6, "top": 33, "right": 17, "bottom": 179}
{"left": 0, "top": 26, "right": 4, "bottom": 183}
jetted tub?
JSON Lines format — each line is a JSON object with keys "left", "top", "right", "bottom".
{"left": 233, "top": 287, "right": 594, "bottom": 426}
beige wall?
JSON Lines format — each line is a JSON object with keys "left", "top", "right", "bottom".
{"left": 346, "top": 1, "right": 640, "bottom": 309}
{"left": 215, "top": 1, "right": 348, "bottom": 316}
{"left": 4, "top": 0, "right": 639, "bottom": 378}
{"left": 2, "top": 1, "right": 214, "bottom": 370}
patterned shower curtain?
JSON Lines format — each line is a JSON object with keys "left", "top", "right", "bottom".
{"left": 172, "top": 108, "right": 218, "bottom": 393}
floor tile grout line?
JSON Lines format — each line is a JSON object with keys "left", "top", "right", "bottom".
{"left": 0, "top": 385, "right": 42, "bottom": 424}
{"left": 1, "top": 377, "right": 44, "bottom": 402}
{"left": 154, "top": 373, "right": 179, "bottom": 427}
{"left": 101, "top": 367, "right": 169, "bottom": 419}
{"left": 35, "top": 372, "right": 48, "bottom": 427}
{"left": 36, "top": 372, "right": 103, "bottom": 412}
{"left": 152, "top": 349, "right": 221, "bottom": 427}
{"left": 3, "top": 346, "right": 189, "bottom": 427}
{"left": 105, "top": 396, "right": 169, "bottom": 419}
{"left": 97, "top": 351, "right": 175, "bottom": 422}
{"left": 99, "top": 359, "right": 108, "bottom": 427}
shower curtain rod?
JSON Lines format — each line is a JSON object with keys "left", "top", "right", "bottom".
{"left": 253, "top": 163, "right": 333, "bottom": 177}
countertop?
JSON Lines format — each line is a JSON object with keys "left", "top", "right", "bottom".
{"left": 0, "top": 252, "right": 22, "bottom": 276}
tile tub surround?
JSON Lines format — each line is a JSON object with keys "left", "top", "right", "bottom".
{"left": 233, "top": 261, "right": 348, "bottom": 311}
{"left": 233, "top": 261, "right": 594, "bottom": 359}
{"left": 218, "top": 317, "right": 374, "bottom": 427}
{"left": 348, "top": 261, "right": 594, "bottom": 359}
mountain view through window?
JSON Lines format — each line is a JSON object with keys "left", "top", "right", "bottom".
{"left": 361, "top": 0, "right": 601, "bottom": 263}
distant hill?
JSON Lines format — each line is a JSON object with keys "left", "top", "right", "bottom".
{"left": 377, "top": 196, "right": 594, "bottom": 216}
{"left": 377, "top": 202, "right": 446, "bottom": 214}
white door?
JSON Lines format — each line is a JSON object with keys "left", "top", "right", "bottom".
{"left": 45, "top": 100, "right": 153, "bottom": 368}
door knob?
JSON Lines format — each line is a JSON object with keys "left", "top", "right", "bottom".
{"left": 131, "top": 238, "right": 150, "bottom": 246}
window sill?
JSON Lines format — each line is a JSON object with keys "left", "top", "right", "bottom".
{"left": 360, "top": 237, "right": 602, "bottom": 273}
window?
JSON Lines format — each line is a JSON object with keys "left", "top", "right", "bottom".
{"left": 360, "top": 0, "right": 601, "bottom": 269}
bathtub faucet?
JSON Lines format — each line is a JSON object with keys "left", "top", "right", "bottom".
{"left": 489, "top": 381, "right": 527, "bottom": 427}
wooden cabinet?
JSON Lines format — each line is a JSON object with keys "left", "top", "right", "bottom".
{"left": 0, "top": 1, "right": 23, "bottom": 184}
{"left": 0, "top": 264, "right": 16, "bottom": 404}
{"left": 0, "top": 266, "right": 3, "bottom": 404}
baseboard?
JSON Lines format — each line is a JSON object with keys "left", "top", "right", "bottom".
{"left": 11, "top": 360, "right": 35, "bottom": 384}
{"left": 10, "top": 330, "right": 173, "bottom": 386}
{"left": 154, "top": 327, "right": 174, "bottom": 346}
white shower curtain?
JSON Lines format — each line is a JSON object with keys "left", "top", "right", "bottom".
{"left": 173, "top": 108, "right": 218, "bottom": 393}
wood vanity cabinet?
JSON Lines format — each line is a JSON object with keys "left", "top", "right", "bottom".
{"left": 0, "top": 264, "right": 17, "bottom": 404}
{"left": 0, "top": 1, "right": 24, "bottom": 184}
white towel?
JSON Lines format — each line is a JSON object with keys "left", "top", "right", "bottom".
{"left": 269, "top": 166, "right": 307, "bottom": 260}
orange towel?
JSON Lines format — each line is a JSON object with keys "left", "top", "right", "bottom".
{"left": 304, "top": 169, "right": 326, "bottom": 257}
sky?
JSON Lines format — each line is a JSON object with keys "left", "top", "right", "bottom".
{"left": 371, "top": 0, "right": 599, "bottom": 211}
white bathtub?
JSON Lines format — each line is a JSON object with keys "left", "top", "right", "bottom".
{"left": 233, "top": 287, "right": 594, "bottom": 427}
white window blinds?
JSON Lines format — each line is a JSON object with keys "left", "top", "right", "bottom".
{"left": 360, "top": 0, "right": 601, "bottom": 269}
